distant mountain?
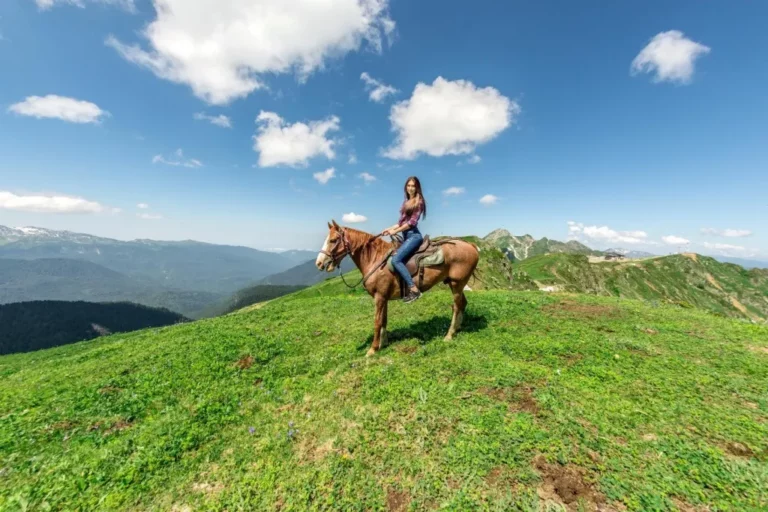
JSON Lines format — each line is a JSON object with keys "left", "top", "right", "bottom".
{"left": 257, "top": 257, "right": 356, "bottom": 286}
{"left": 712, "top": 256, "right": 768, "bottom": 270}
{"left": 511, "top": 252, "right": 768, "bottom": 321}
{"left": 0, "top": 300, "right": 187, "bottom": 355}
{"left": 272, "top": 250, "right": 319, "bottom": 266}
{"left": 0, "top": 225, "right": 301, "bottom": 294}
{"left": 0, "top": 258, "right": 221, "bottom": 318}
{"left": 605, "top": 248, "right": 657, "bottom": 259}
{"left": 484, "top": 229, "right": 602, "bottom": 261}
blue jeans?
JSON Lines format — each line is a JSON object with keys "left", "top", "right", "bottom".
{"left": 392, "top": 227, "right": 423, "bottom": 289}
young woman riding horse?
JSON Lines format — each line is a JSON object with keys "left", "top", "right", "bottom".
{"left": 381, "top": 176, "right": 427, "bottom": 304}
{"left": 315, "top": 176, "right": 480, "bottom": 357}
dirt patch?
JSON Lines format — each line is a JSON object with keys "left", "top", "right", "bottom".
{"left": 235, "top": 355, "right": 254, "bottom": 370}
{"left": 641, "top": 328, "right": 658, "bottom": 335}
{"left": 98, "top": 385, "right": 122, "bottom": 395}
{"left": 641, "top": 433, "right": 658, "bottom": 442}
{"left": 297, "top": 437, "right": 337, "bottom": 463}
{"left": 705, "top": 273, "right": 723, "bottom": 291}
{"left": 394, "top": 345, "right": 418, "bottom": 354}
{"left": 386, "top": 488, "right": 410, "bottom": 512}
{"left": 682, "top": 253, "right": 698, "bottom": 262}
{"left": 671, "top": 497, "right": 711, "bottom": 512}
{"left": 595, "top": 325, "right": 616, "bottom": 333}
{"left": 729, "top": 297, "right": 749, "bottom": 316}
{"left": 480, "top": 385, "right": 539, "bottom": 414}
{"left": 724, "top": 441, "right": 754, "bottom": 458}
{"left": 192, "top": 482, "right": 225, "bottom": 495}
{"left": 543, "top": 301, "right": 620, "bottom": 319}
{"left": 747, "top": 345, "right": 768, "bottom": 355}
{"left": 534, "top": 455, "right": 606, "bottom": 511}
{"left": 104, "top": 420, "right": 132, "bottom": 436}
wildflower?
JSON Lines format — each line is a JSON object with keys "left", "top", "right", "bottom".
{"left": 248, "top": 427, "right": 255, "bottom": 435}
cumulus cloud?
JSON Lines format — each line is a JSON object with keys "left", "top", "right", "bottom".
{"left": 342, "top": 212, "right": 367, "bottom": 223}
{"left": 348, "top": 152, "right": 358, "bottom": 164}
{"left": 479, "top": 194, "right": 498, "bottom": 206}
{"left": 152, "top": 148, "right": 203, "bottom": 168}
{"left": 383, "top": 77, "right": 517, "bottom": 160}
{"left": 313, "top": 167, "right": 336, "bottom": 184}
{"left": 253, "top": 111, "right": 340, "bottom": 168}
{"left": 35, "top": 0, "right": 135, "bottom": 11}
{"left": 700, "top": 228, "right": 752, "bottom": 238}
{"left": 568, "top": 221, "right": 650, "bottom": 245}
{"left": 443, "top": 187, "right": 465, "bottom": 196}
{"left": 0, "top": 190, "right": 107, "bottom": 214}
{"left": 106, "top": 0, "right": 395, "bottom": 105}
{"left": 137, "top": 203, "right": 149, "bottom": 209}
{"left": 8, "top": 95, "right": 108, "bottom": 124}
{"left": 358, "top": 172, "right": 376, "bottom": 183}
{"left": 360, "top": 71, "right": 398, "bottom": 102}
{"left": 194, "top": 112, "right": 232, "bottom": 128}
{"left": 702, "top": 242, "right": 747, "bottom": 252}
{"left": 466, "top": 154, "right": 481, "bottom": 164}
{"left": 662, "top": 235, "right": 690, "bottom": 245}
{"left": 631, "top": 30, "right": 710, "bottom": 84}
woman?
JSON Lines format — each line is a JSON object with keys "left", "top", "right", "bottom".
{"left": 382, "top": 176, "right": 428, "bottom": 303}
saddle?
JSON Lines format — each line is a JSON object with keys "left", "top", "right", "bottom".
{"left": 387, "top": 235, "right": 457, "bottom": 297}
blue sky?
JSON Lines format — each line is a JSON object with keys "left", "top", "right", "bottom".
{"left": 1, "top": 0, "right": 766, "bottom": 258}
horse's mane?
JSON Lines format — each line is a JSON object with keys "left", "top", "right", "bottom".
{"left": 343, "top": 226, "right": 392, "bottom": 262}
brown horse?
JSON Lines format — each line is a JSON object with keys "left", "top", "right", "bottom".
{"left": 315, "top": 220, "right": 480, "bottom": 356}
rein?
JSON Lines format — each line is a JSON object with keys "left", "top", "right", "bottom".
{"left": 321, "top": 229, "right": 390, "bottom": 290}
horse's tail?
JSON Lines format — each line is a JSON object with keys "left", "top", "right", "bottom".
{"left": 471, "top": 266, "right": 483, "bottom": 286}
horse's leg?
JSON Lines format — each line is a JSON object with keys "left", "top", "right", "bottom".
{"left": 445, "top": 279, "right": 468, "bottom": 341}
{"left": 367, "top": 294, "right": 387, "bottom": 357}
{"left": 380, "top": 299, "right": 389, "bottom": 349}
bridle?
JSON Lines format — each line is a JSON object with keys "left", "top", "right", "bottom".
{"left": 319, "top": 228, "right": 390, "bottom": 289}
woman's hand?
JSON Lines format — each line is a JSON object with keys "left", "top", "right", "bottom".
{"left": 381, "top": 229, "right": 392, "bottom": 236}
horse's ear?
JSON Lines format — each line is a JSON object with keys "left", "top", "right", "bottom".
{"left": 327, "top": 221, "right": 332, "bottom": 230}
{"left": 331, "top": 219, "right": 340, "bottom": 229}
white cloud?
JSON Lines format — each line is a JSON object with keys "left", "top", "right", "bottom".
{"left": 662, "top": 235, "right": 690, "bottom": 245}
{"left": 194, "top": 112, "right": 232, "bottom": 128}
{"left": 8, "top": 95, "right": 108, "bottom": 124}
{"left": 342, "top": 212, "right": 367, "bottom": 223}
{"left": 360, "top": 71, "right": 398, "bottom": 102}
{"left": 631, "top": 30, "right": 710, "bottom": 84}
{"left": 313, "top": 167, "right": 336, "bottom": 185}
{"left": 137, "top": 203, "right": 149, "bottom": 209}
{"left": 348, "top": 152, "right": 358, "bottom": 164}
{"left": 384, "top": 77, "right": 518, "bottom": 160}
{"left": 358, "top": 172, "right": 376, "bottom": 183}
{"left": 466, "top": 154, "right": 481, "bottom": 164}
{"left": 702, "top": 242, "right": 745, "bottom": 251}
{"left": 443, "top": 186, "right": 465, "bottom": 196}
{"left": 0, "top": 190, "right": 106, "bottom": 214}
{"left": 152, "top": 148, "right": 203, "bottom": 168}
{"left": 35, "top": 0, "right": 135, "bottom": 11}
{"left": 568, "top": 221, "right": 649, "bottom": 245}
{"left": 106, "top": 0, "right": 395, "bottom": 105}
{"left": 137, "top": 212, "right": 163, "bottom": 220}
{"left": 700, "top": 228, "right": 752, "bottom": 238}
{"left": 253, "top": 111, "right": 340, "bottom": 168}
{"left": 479, "top": 194, "right": 498, "bottom": 206}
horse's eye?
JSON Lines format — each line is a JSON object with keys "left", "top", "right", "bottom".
{"left": 329, "top": 238, "right": 337, "bottom": 243}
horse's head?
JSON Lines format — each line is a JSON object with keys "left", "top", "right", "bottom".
{"left": 316, "top": 220, "right": 348, "bottom": 272}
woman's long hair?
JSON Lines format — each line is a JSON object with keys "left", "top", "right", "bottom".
{"left": 401, "top": 176, "right": 427, "bottom": 220}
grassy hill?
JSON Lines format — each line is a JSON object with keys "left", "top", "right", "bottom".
{"left": 0, "top": 300, "right": 187, "bottom": 355}
{"left": 510, "top": 253, "right": 768, "bottom": 321}
{"left": 1, "top": 288, "right": 766, "bottom": 511}
{"left": 199, "top": 284, "right": 308, "bottom": 318}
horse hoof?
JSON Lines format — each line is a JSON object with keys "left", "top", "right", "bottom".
{"left": 444, "top": 334, "right": 454, "bottom": 341}
{"left": 366, "top": 348, "right": 377, "bottom": 357}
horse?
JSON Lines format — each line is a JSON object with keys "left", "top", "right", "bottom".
{"left": 315, "top": 220, "right": 480, "bottom": 357}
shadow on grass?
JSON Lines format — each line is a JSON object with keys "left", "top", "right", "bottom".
{"left": 356, "top": 313, "right": 488, "bottom": 352}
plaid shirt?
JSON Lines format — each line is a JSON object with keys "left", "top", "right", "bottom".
{"left": 398, "top": 199, "right": 424, "bottom": 228}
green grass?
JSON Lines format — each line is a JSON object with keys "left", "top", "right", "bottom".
{"left": 1, "top": 290, "right": 767, "bottom": 511}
